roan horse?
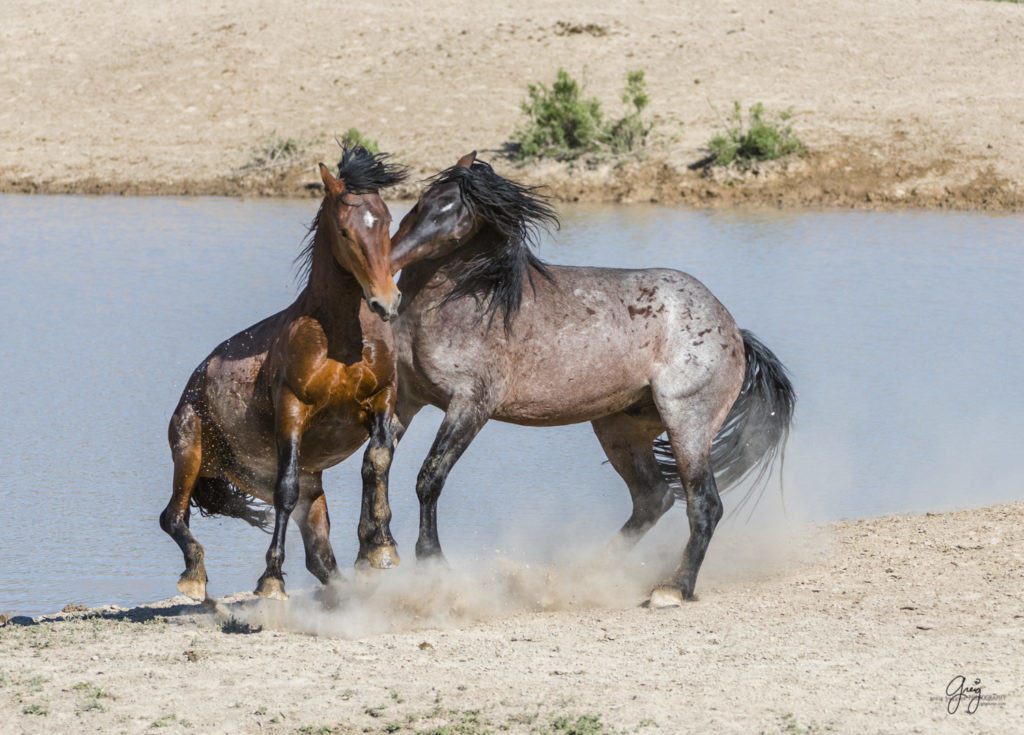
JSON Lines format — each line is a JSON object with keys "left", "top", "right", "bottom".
{"left": 160, "top": 147, "right": 407, "bottom": 602}
{"left": 388, "top": 153, "right": 795, "bottom": 605}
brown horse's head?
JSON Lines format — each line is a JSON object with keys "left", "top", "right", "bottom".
{"left": 316, "top": 149, "right": 406, "bottom": 321}
{"left": 390, "top": 152, "right": 480, "bottom": 273}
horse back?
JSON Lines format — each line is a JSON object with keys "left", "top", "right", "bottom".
{"left": 395, "top": 264, "right": 741, "bottom": 426}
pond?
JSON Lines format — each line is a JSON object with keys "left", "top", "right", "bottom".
{"left": 1, "top": 195, "right": 1021, "bottom": 616}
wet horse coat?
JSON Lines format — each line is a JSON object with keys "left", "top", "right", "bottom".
{"left": 389, "top": 153, "right": 794, "bottom": 602}
{"left": 160, "top": 148, "right": 407, "bottom": 601}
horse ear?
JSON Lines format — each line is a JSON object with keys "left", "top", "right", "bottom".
{"left": 456, "top": 151, "right": 477, "bottom": 168}
{"left": 319, "top": 162, "right": 345, "bottom": 195}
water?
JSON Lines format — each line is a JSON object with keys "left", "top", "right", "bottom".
{"left": 1, "top": 195, "right": 1021, "bottom": 617}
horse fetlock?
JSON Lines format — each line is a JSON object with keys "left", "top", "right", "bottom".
{"left": 305, "top": 550, "right": 339, "bottom": 584}
{"left": 254, "top": 574, "right": 288, "bottom": 600}
{"left": 415, "top": 538, "right": 445, "bottom": 562}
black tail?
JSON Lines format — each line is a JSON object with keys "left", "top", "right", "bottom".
{"left": 654, "top": 329, "right": 796, "bottom": 510}
{"left": 191, "top": 476, "right": 273, "bottom": 533}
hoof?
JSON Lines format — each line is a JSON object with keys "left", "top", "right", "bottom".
{"left": 647, "top": 585, "right": 685, "bottom": 608}
{"left": 360, "top": 544, "right": 400, "bottom": 570}
{"left": 254, "top": 576, "right": 288, "bottom": 601}
{"left": 177, "top": 575, "right": 207, "bottom": 602}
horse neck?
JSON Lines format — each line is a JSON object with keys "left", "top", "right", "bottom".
{"left": 300, "top": 221, "right": 363, "bottom": 319}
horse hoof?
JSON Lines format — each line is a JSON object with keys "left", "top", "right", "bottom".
{"left": 177, "top": 576, "right": 207, "bottom": 602}
{"left": 647, "top": 585, "right": 685, "bottom": 608}
{"left": 364, "top": 545, "right": 400, "bottom": 570}
{"left": 254, "top": 577, "right": 288, "bottom": 601}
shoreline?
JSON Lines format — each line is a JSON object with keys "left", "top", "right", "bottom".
{"left": 3, "top": 146, "right": 1021, "bottom": 212}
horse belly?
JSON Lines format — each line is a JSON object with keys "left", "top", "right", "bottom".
{"left": 496, "top": 328, "right": 655, "bottom": 426}
{"left": 298, "top": 411, "right": 369, "bottom": 471}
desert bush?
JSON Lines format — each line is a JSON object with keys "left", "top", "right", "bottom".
{"left": 607, "top": 70, "right": 652, "bottom": 154}
{"left": 707, "top": 102, "right": 805, "bottom": 167}
{"left": 244, "top": 131, "right": 303, "bottom": 170}
{"left": 512, "top": 69, "right": 653, "bottom": 160}
{"left": 339, "top": 127, "right": 380, "bottom": 154}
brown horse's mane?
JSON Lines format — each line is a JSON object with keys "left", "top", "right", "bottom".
{"left": 431, "top": 159, "right": 559, "bottom": 329}
{"left": 295, "top": 146, "right": 408, "bottom": 285}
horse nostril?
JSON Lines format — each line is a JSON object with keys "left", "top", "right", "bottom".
{"left": 368, "top": 294, "right": 400, "bottom": 322}
{"left": 368, "top": 298, "right": 388, "bottom": 320}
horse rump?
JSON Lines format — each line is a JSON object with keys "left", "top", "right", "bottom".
{"left": 654, "top": 329, "right": 796, "bottom": 508}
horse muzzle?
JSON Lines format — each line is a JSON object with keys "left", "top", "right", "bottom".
{"left": 367, "top": 292, "right": 401, "bottom": 322}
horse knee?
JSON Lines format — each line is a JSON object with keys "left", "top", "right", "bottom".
{"left": 415, "top": 466, "right": 444, "bottom": 505}
{"left": 274, "top": 472, "right": 300, "bottom": 514}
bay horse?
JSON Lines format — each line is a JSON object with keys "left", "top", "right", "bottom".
{"left": 387, "top": 153, "right": 795, "bottom": 605}
{"left": 160, "top": 147, "right": 407, "bottom": 602}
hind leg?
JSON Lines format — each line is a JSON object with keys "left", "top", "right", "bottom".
{"left": 160, "top": 404, "right": 209, "bottom": 601}
{"left": 292, "top": 473, "right": 339, "bottom": 585}
{"left": 647, "top": 392, "right": 728, "bottom": 604}
{"left": 591, "top": 409, "right": 674, "bottom": 553}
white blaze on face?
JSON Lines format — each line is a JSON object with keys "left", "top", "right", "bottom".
{"left": 363, "top": 211, "right": 377, "bottom": 228}
{"left": 439, "top": 202, "right": 455, "bottom": 213}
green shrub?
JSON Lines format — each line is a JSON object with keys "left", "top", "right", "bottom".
{"left": 244, "top": 131, "right": 302, "bottom": 169}
{"left": 550, "top": 713, "right": 606, "bottom": 735}
{"left": 512, "top": 69, "right": 653, "bottom": 160}
{"left": 707, "top": 102, "right": 805, "bottom": 167}
{"left": 607, "top": 70, "right": 652, "bottom": 154}
{"left": 339, "top": 127, "right": 380, "bottom": 154}
{"left": 514, "top": 69, "right": 605, "bottom": 160}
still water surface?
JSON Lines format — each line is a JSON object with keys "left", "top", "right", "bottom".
{"left": 1, "top": 195, "right": 1021, "bottom": 616}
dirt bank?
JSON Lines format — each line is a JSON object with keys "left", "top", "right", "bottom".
{"left": 2, "top": 502, "right": 1022, "bottom": 734}
{"left": 2, "top": 0, "right": 1023, "bottom": 209}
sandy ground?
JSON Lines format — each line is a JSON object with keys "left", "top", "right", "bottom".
{"left": 2, "top": 0, "right": 1023, "bottom": 208}
{"left": 2, "top": 501, "right": 1023, "bottom": 734}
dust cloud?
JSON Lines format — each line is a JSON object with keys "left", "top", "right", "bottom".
{"left": 214, "top": 488, "right": 827, "bottom": 639}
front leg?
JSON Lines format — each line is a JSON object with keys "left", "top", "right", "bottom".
{"left": 255, "top": 387, "right": 311, "bottom": 600}
{"left": 356, "top": 387, "right": 401, "bottom": 569}
{"left": 415, "top": 401, "right": 490, "bottom": 562}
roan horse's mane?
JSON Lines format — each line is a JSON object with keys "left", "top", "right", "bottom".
{"left": 431, "top": 159, "right": 559, "bottom": 329}
{"left": 295, "top": 146, "right": 409, "bottom": 282}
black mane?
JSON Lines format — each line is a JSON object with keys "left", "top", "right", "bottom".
{"left": 336, "top": 146, "right": 409, "bottom": 194}
{"left": 431, "top": 159, "right": 559, "bottom": 329}
{"left": 295, "top": 146, "right": 408, "bottom": 282}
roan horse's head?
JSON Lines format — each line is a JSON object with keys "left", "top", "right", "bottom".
{"left": 390, "top": 151, "right": 557, "bottom": 329}
{"left": 390, "top": 152, "right": 480, "bottom": 272}
{"left": 316, "top": 148, "right": 406, "bottom": 321}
